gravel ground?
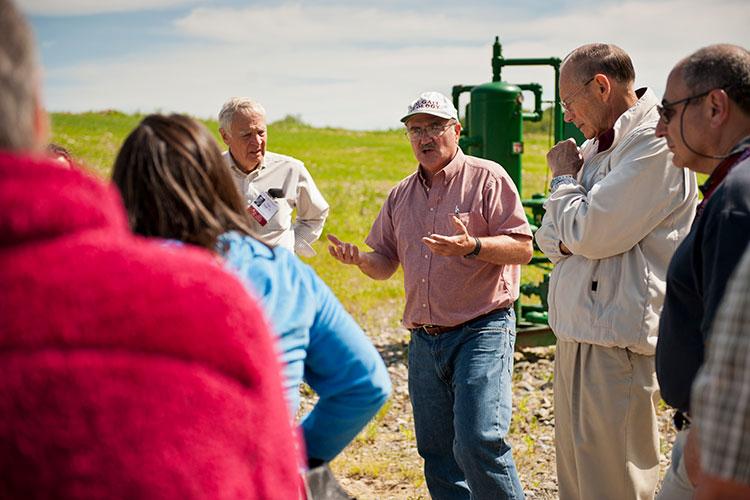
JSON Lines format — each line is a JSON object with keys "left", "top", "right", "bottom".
{"left": 302, "top": 315, "right": 678, "bottom": 499}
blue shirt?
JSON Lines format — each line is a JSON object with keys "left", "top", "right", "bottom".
{"left": 217, "top": 232, "right": 391, "bottom": 461}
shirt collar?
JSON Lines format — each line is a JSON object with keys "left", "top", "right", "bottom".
{"left": 699, "top": 135, "right": 750, "bottom": 198}
{"left": 596, "top": 128, "right": 615, "bottom": 153}
{"left": 226, "top": 150, "right": 265, "bottom": 176}
{"left": 593, "top": 87, "right": 652, "bottom": 154}
{"left": 417, "top": 147, "right": 465, "bottom": 186}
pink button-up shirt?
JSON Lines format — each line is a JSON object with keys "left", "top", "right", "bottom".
{"left": 366, "top": 148, "right": 532, "bottom": 329}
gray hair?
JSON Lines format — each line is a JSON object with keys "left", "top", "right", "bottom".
{"left": 681, "top": 44, "right": 750, "bottom": 116}
{"left": 562, "top": 43, "right": 636, "bottom": 85}
{"left": 0, "top": 0, "right": 40, "bottom": 150}
{"left": 218, "top": 97, "right": 266, "bottom": 132}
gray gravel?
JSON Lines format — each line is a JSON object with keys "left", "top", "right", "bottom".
{"left": 302, "top": 321, "right": 678, "bottom": 499}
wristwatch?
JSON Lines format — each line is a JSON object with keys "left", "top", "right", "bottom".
{"left": 550, "top": 174, "right": 577, "bottom": 193}
{"left": 463, "top": 236, "right": 481, "bottom": 259}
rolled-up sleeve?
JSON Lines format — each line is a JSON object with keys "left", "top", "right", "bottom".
{"left": 484, "top": 174, "right": 533, "bottom": 238}
{"left": 364, "top": 191, "right": 399, "bottom": 262}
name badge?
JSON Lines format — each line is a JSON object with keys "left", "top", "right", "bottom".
{"left": 248, "top": 191, "right": 280, "bottom": 226}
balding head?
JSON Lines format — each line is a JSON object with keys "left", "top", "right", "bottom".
{"left": 0, "top": 0, "right": 45, "bottom": 151}
{"left": 559, "top": 43, "right": 638, "bottom": 139}
{"left": 676, "top": 44, "right": 750, "bottom": 116}
{"left": 656, "top": 44, "right": 750, "bottom": 172}
{"left": 562, "top": 43, "right": 635, "bottom": 85}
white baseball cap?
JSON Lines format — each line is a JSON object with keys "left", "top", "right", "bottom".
{"left": 400, "top": 91, "right": 458, "bottom": 123}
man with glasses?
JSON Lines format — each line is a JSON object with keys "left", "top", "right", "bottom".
{"left": 535, "top": 44, "right": 698, "bottom": 500}
{"left": 328, "top": 91, "right": 532, "bottom": 499}
{"left": 654, "top": 44, "right": 750, "bottom": 500}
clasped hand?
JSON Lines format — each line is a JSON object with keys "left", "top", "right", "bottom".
{"left": 547, "top": 137, "right": 584, "bottom": 177}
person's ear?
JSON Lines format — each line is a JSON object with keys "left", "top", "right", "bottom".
{"left": 707, "top": 89, "right": 730, "bottom": 127}
{"left": 219, "top": 128, "right": 230, "bottom": 146}
{"left": 593, "top": 73, "right": 611, "bottom": 102}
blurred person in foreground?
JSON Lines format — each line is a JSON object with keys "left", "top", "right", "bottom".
{"left": 654, "top": 44, "right": 750, "bottom": 500}
{"left": 534, "top": 43, "right": 697, "bottom": 500}
{"left": 0, "top": 0, "right": 301, "bottom": 498}
{"left": 328, "top": 91, "right": 533, "bottom": 499}
{"left": 111, "top": 113, "right": 391, "bottom": 487}
{"left": 219, "top": 97, "right": 329, "bottom": 257}
{"left": 691, "top": 245, "right": 750, "bottom": 500}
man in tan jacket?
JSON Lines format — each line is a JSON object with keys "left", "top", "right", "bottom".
{"left": 535, "top": 44, "right": 698, "bottom": 499}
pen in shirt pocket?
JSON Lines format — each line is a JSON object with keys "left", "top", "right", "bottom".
{"left": 454, "top": 205, "right": 460, "bottom": 216}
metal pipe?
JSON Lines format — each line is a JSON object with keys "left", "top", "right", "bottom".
{"left": 490, "top": 37, "right": 563, "bottom": 141}
{"left": 497, "top": 58, "right": 560, "bottom": 67}
{"left": 492, "top": 36, "right": 502, "bottom": 82}
{"left": 451, "top": 85, "right": 474, "bottom": 116}
{"left": 518, "top": 83, "right": 543, "bottom": 122}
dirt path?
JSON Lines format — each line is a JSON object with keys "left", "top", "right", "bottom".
{"left": 303, "top": 311, "right": 677, "bottom": 499}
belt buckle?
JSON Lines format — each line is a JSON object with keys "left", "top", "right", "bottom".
{"left": 421, "top": 324, "right": 440, "bottom": 336}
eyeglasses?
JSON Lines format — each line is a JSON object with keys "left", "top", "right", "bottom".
{"left": 561, "top": 76, "right": 595, "bottom": 111}
{"left": 656, "top": 89, "right": 713, "bottom": 124}
{"left": 405, "top": 121, "right": 456, "bottom": 141}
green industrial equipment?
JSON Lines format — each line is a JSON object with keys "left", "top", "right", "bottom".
{"left": 452, "top": 36, "right": 585, "bottom": 348}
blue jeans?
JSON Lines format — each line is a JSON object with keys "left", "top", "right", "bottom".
{"left": 408, "top": 308, "right": 524, "bottom": 500}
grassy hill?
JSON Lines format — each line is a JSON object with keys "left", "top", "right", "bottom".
{"left": 51, "top": 111, "right": 556, "bottom": 330}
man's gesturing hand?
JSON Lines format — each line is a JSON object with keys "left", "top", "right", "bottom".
{"left": 327, "top": 234, "right": 363, "bottom": 266}
{"left": 423, "top": 216, "right": 474, "bottom": 256}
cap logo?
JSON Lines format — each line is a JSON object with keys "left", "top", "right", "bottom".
{"left": 409, "top": 98, "right": 441, "bottom": 112}
{"left": 401, "top": 91, "right": 457, "bottom": 123}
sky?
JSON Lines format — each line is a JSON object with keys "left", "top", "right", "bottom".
{"left": 21, "top": 0, "right": 750, "bottom": 130}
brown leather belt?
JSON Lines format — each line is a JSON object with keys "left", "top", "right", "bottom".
{"left": 411, "top": 307, "right": 510, "bottom": 337}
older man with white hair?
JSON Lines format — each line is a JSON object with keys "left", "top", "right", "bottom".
{"left": 535, "top": 43, "right": 698, "bottom": 500}
{"left": 219, "top": 98, "right": 329, "bottom": 256}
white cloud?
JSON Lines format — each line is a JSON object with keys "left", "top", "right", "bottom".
{"left": 41, "top": 0, "right": 750, "bottom": 129}
{"left": 174, "top": 5, "right": 486, "bottom": 46}
{"left": 19, "top": 0, "right": 199, "bottom": 16}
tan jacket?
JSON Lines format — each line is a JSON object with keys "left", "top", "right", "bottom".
{"left": 535, "top": 88, "right": 698, "bottom": 355}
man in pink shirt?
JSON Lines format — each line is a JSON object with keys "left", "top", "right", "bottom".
{"left": 328, "top": 91, "right": 533, "bottom": 499}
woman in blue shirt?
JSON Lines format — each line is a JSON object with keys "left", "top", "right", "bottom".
{"left": 112, "top": 113, "right": 390, "bottom": 467}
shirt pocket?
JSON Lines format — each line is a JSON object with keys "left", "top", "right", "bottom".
{"left": 265, "top": 197, "right": 293, "bottom": 231}
{"left": 455, "top": 211, "right": 489, "bottom": 238}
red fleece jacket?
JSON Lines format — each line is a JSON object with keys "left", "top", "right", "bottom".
{"left": 0, "top": 152, "right": 301, "bottom": 499}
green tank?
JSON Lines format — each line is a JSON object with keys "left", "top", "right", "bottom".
{"left": 452, "top": 36, "right": 574, "bottom": 347}
{"left": 465, "top": 82, "right": 525, "bottom": 192}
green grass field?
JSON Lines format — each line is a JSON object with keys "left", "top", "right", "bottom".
{"left": 51, "top": 111, "right": 557, "bottom": 329}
